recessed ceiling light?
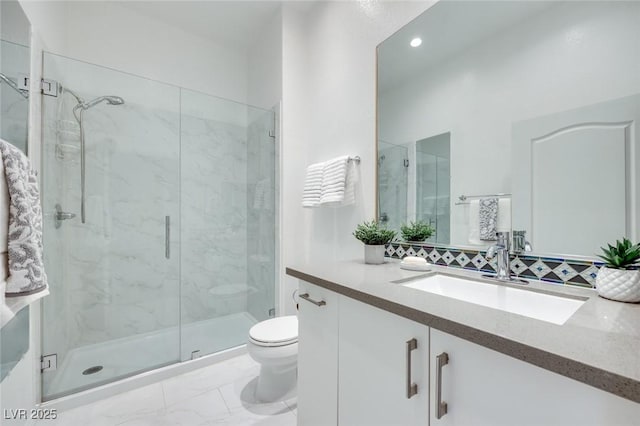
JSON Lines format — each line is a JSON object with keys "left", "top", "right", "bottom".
{"left": 410, "top": 37, "right": 422, "bottom": 47}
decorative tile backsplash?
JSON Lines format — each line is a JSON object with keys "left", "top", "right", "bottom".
{"left": 385, "top": 242, "right": 602, "bottom": 289}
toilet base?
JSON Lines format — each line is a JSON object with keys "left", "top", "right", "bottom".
{"left": 255, "top": 363, "right": 297, "bottom": 402}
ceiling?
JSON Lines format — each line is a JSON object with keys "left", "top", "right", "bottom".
{"left": 118, "top": 1, "right": 284, "bottom": 50}
{"left": 378, "top": 1, "right": 557, "bottom": 93}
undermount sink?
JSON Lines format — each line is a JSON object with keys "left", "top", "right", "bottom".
{"left": 402, "top": 274, "right": 586, "bottom": 325}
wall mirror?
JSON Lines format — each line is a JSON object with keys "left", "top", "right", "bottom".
{"left": 0, "top": 0, "right": 31, "bottom": 383}
{"left": 377, "top": 0, "right": 640, "bottom": 259}
{"left": 1, "top": 0, "right": 31, "bottom": 153}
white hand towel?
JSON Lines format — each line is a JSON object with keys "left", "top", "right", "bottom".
{"left": 302, "top": 162, "right": 324, "bottom": 208}
{"left": 468, "top": 200, "right": 482, "bottom": 245}
{"left": 320, "top": 155, "right": 350, "bottom": 205}
{"left": 342, "top": 160, "right": 358, "bottom": 206}
{"left": 496, "top": 198, "right": 512, "bottom": 232}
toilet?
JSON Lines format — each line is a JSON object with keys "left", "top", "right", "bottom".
{"left": 247, "top": 315, "right": 298, "bottom": 402}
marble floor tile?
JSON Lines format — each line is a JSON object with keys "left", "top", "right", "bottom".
{"left": 34, "top": 354, "right": 297, "bottom": 426}
{"left": 162, "top": 354, "right": 259, "bottom": 407}
{"left": 67, "top": 383, "right": 166, "bottom": 426}
{"left": 218, "top": 375, "right": 291, "bottom": 415}
{"left": 124, "top": 388, "right": 230, "bottom": 426}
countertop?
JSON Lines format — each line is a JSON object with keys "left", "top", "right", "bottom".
{"left": 286, "top": 259, "right": 640, "bottom": 403}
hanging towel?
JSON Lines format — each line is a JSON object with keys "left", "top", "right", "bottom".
{"left": 0, "top": 139, "right": 48, "bottom": 327}
{"left": 319, "top": 155, "right": 350, "bottom": 205}
{"left": 496, "top": 198, "right": 512, "bottom": 232}
{"left": 479, "top": 197, "right": 498, "bottom": 241}
{"left": 302, "top": 162, "right": 324, "bottom": 208}
{"left": 341, "top": 159, "right": 358, "bottom": 206}
{"left": 0, "top": 139, "right": 48, "bottom": 296}
{"left": 468, "top": 200, "right": 482, "bottom": 245}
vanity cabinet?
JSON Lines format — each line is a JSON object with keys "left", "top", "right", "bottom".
{"left": 297, "top": 281, "right": 339, "bottom": 426}
{"left": 430, "top": 328, "right": 640, "bottom": 426}
{"left": 338, "top": 296, "right": 429, "bottom": 426}
{"left": 297, "top": 279, "right": 640, "bottom": 426}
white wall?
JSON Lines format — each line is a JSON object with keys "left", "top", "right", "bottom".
{"left": 1, "top": 0, "right": 30, "bottom": 45}
{"left": 247, "top": 7, "right": 282, "bottom": 110}
{"left": 379, "top": 1, "right": 640, "bottom": 247}
{"left": 19, "top": 1, "right": 248, "bottom": 103}
{"left": 280, "top": 1, "right": 432, "bottom": 314}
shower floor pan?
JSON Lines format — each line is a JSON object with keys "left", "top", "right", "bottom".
{"left": 44, "top": 311, "right": 257, "bottom": 399}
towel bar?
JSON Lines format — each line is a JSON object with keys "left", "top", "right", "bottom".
{"left": 455, "top": 193, "right": 511, "bottom": 205}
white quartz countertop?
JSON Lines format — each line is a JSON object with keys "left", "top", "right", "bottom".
{"left": 286, "top": 259, "right": 640, "bottom": 403}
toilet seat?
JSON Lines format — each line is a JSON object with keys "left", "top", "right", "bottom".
{"left": 249, "top": 316, "right": 298, "bottom": 347}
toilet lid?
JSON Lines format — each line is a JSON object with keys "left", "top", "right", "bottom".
{"left": 249, "top": 315, "right": 298, "bottom": 344}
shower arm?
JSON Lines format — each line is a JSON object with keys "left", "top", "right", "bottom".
{"left": 0, "top": 73, "right": 29, "bottom": 99}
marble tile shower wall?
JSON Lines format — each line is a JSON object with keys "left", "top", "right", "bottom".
{"left": 180, "top": 113, "right": 248, "bottom": 325}
{"left": 385, "top": 242, "right": 602, "bottom": 288}
{"left": 44, "top": 94, "right": 182, "bottom": 353}
{"left": 246, "top": 111, "right": 276, "bottom": 322}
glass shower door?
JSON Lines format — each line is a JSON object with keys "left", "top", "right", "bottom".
{"left": 180, "top": 89, "right": 276, "bottom": 360}
{"left": 416, "top": 133, "right": 451, "bottom": 244}
{"left": 378, "top": 140, "right": 408, "bottom": 231}
{"left": 40, "top": 53, "right": 181, "bottom": 400}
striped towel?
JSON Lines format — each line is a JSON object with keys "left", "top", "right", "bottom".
{"left": 302, "top": 162, "right": 324, "bottom": 208}
{"left": 320, "top": 155, "right": 356, "bottom": 206}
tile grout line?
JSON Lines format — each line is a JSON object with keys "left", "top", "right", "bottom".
{"left": 160, "top": 381, "right": 168, "bottom": 409}
{"left": 217, "top": 387, "right": 233, "bottom": 415}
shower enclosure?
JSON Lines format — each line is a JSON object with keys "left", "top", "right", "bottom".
{"left": 40, "top": 53, "right": 277, "bottom": 400}
{"left": 377, "top": 140, "right": 408, "bottom": 232}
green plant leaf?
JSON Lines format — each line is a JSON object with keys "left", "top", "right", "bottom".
{"left": 598, "top": 238, "right": 640, "bottom": 269}
{"left": 400, "top": 220, "right": 435, "bottom": 242}
{"left": 353, "top": 220, "right": 396, "bottom": 245}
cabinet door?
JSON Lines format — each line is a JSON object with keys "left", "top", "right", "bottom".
{"left": 338, "top": 296, "right": 429, "bottom": 426}
{"left": 430, "top": 328, "right": 640, "bottom": 426}
{"left": 297, "top": 281, "right": 339, "bottom": 426}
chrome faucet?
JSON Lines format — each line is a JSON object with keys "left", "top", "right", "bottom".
{"left": 485, "top": 231, "right": 511, "bottom": 281}
{"left": 512, "top": 230, "right": 532, "bottom": 254}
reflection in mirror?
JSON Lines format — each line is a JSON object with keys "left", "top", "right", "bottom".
{"left": 377, "top": 1, "right": 640, "bottom": 258}
{"left": 1, "top": 0, "right": 31, "bottom": 153}
{"left": 378, "top": 140, "right": 408, "bottom": 232}
{"left": 0, "top": 0, "right": 30, "bottom": 385}
{"left": 416, "top": 133, "right": 450, "bottom": 244}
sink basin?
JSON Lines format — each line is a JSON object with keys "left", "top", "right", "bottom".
{"left": 403, "top": 274, "right": 586, "bottom": 325}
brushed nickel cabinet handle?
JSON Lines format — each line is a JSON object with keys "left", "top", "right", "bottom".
{"left": 406, "top": 338, "right": 418, "bottom": 399}
{"left": 299, "top": 293, "right": 326, "bottom": 307}
{"left": 435, "top": 352, "right": 449, "bottom": 419}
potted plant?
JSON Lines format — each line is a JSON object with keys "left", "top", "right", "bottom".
{"left": 400, "top": 220, "right": 435, "bottom": 243}
{"left": 353, "top": 220, "right": 396, "bottom": 264}
{"left": 595, "top": 238, "right": 640, "bottom": 302}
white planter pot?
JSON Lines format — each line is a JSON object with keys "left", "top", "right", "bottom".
{"left": 595, "top": 266, "right": 640, "bottom": 303}
{"left": 364, "top": 245, "right": 386, "bottom": 265}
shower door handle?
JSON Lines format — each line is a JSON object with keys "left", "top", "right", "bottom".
{"left": 165, "top": 216, "right": 170, "bottom": 259}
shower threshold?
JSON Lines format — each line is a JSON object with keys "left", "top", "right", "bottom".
{"left": 43, "top": 311, "right": 257, "bottom": 401}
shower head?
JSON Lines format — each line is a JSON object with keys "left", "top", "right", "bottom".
{"left": 81, "top": 96, "right": 125, "bottom": 110}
